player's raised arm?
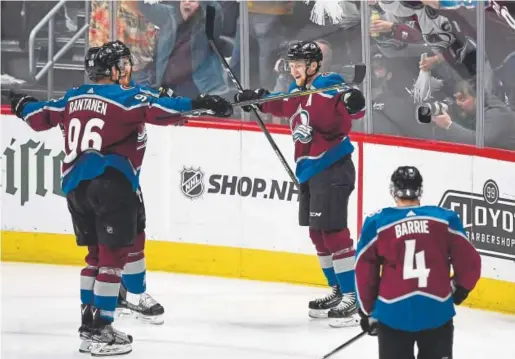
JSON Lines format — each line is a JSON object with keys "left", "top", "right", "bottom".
{"left": 234, "top": 88, "right": 285, "bottom": 117}
{"left": 144, "top": 92, "right": 233, "bottom": 126}
{"left": 447, "top": 211, "right": 482, "bottom": 305}
{"left": 313, "top": 71, "right": 366, "bottom": 121}
{"left": 11, "top": 92, "right": 66, "bottom": 131}
{"left": 355, "top": 216, "right": 381, "bottom": 316}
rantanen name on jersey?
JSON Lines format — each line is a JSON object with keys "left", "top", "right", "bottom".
{"left": 395, "top": 220, "right": 430, "bottom": 238}
{"left": 69, "top": 98, "right": 108, "bottom": 116}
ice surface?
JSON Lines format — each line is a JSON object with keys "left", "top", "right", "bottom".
{"left": 1, "top": 262, "right": 514, "bottom": 359}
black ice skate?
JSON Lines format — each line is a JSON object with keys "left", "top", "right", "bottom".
{"left": 78, "top": 304, "right": 93, "bottom": 353}
{"left": 328, "top": 292, "right": 360, "bottom": 328}
{"left": 117, "top": 284, "right": 165, "bottom": 325}
{"left": 308, "top": 286, "right": 343, "bottom": 318}
{"left": 89, "top": 308, "right": 133, "bottom": 357}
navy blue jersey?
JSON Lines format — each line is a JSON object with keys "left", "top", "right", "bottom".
{"left": 355, "top": 205, "right": 481, "bottom": 332}
{"left": 21, "top": 84, "right": 191, "bottom": 194}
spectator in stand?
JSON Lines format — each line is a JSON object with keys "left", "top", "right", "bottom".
{"left": 370, "top": 4, "right": 428, "bottom": 60}
{"left": 138, "top": 0, "right": 228, "bottom": 98}
{"left": 89, "top": 0, "right": 158, "bottom": 87}
{"left": 230, "top": 1, "right": 294, "bottom": 89}
{"left": 370, "top": 53, "right": 434, "bottom": 139}
{"left": 431, "top": 80, "right": 515, "bottom": 150}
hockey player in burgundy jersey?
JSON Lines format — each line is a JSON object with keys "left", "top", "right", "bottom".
{"left": 356, "top": 166, "right": 481, "bottom": 359}
{"left": 233, "top": 41, "right": 365, "bottom": 328}
{"left": 10, "top": 40, "right": 232, "bottom": 356}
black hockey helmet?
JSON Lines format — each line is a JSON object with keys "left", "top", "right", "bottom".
{"left": 286, "top": 41, "right": 323, "bottom": 64}
{"left": 390, "top": 166, "right": 423, "bottom": 200}
{"left": 286, "top": 41, "right": 323, "bottom": 88}
{"left": 85, "top": 40, "right": 133, "bottom": 82}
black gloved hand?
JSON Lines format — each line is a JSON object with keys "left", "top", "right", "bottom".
{"left": 451, "top": 278, "right": 470, "bottom": 305}
{"left": 234, "top": 88, "right": 269, "bottom": 112}
{"left": 11, "top": 92, "right": 38, "bottom": 119}
{"left": 358, "top": 308, "right": 378, "bottom": 336}
{"left": 158, "top": 86, "right": 176, "bottom": 98}
{"left": 192, "top": 94, "right": 233, "bottom": 118}
{"left": 341, "top": 88, "right": 365, "bottom": 114}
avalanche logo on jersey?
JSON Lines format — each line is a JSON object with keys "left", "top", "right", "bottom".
{"left": 289, "top": 104, "right": 312, "bottom": 144}
{"left": 137, "top": 125, "right": 147, "bottom": 151}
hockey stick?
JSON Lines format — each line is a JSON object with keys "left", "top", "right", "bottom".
{"left": 163, "top": 64, "right": 366, "bottom": 118}
{"left": 321, "top": 331, "right": 367, "bottom": 359}
{"left": 204, "top": 5, "right": 299, "bottom": 187}
{"left": 160, "top": 82, "right": 349, "bottom": 118}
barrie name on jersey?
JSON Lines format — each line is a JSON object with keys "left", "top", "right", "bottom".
{"left": 21, "top": 83, "right": 192, "bottom": 194}
{"left": 355, "top": 205, "right": 481, "bottom": 332}
{"left": 260, "top": 72, "right": 364, "bottom": 183}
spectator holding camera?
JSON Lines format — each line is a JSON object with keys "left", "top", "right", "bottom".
{"left": 138, "top": 0, "right": 228, "bottom": 97}
{"left": 429, "top": 80, "right": 515, "bottom": 150}
{"left": 370, "top": 53, "right": 436, "bottom": 140}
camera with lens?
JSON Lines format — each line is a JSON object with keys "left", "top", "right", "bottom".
{"left": 416, "top": 101, "right": 450, "bottom": 124}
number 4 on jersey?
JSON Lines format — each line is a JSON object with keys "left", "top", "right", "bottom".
{"left": 403, "top": 239, "right": 430, "bottom": 288}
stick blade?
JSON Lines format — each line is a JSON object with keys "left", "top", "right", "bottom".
{"left": 351, "top": 63, "right": 366, "bottom": 84}
{"left": 205, "top": 5, "right": 216, "bottom": 40}
{"left": 340, "top": 64, "right": 366, "bottom": 85}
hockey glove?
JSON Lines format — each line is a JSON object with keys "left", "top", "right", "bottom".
{"left": 358, "top": 308, "right": 378, "bottom": 336}
{"left": 11, "top": 92, "right": 38, "bottom": 119}
{"left": 192, "top": 94, "right": 233, "bottom": 118}
{"left": 234, "top": 88, "right": 269, "bottom": 112}
{"left": 451, "top": 278, "right": 470, "bottom": 305}
{"left": 341, "top": 88, "right": 365, "bottom": 114}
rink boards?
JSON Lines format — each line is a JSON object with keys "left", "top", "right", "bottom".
{"left": 1, "top": 111, "right": 515, "bottom": 314}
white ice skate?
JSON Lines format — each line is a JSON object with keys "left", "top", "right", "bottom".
{"left": 117, "top": 288, "right": 165, "bottom": 325}
{"left": 89, "top": 323, "right": 133, "bottom": 357}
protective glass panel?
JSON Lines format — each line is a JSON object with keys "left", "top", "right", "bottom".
{"left": 369, "top": 1, "right": 480, "bottom": 144}
{"left": 483, "top": 1, "right": 515, "bottom": 151}
{"left": 242, "top": 0, "right": 364, "bottom": 129}
{"left": 1, "top": 1, "right": 88, "bottom": 102}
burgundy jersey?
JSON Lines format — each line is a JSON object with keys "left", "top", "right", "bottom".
{"left": 355, "top": 205, "right": 481, "bottom": 331}
{"left": 261, "top": 72, "right": 364, "bottom": 183}
{"left": 21, "top": 84, "right": 192, "bottom": 193}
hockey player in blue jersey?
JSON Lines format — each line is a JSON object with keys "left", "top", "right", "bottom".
{"left": 10, "top": 40, "right": 232, "bottom": 356}
{"left": 233, "top": 41, "right": 366, "bottom": 327}
{"left": 355, "top": 166, "right": 481, "bottom": 359}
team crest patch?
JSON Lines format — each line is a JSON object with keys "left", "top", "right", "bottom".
{"left": 180, "top": 167, "right": 205, "bottom": 199}
{"left": 289, "top": 104, "right": 313, "bottom": 144}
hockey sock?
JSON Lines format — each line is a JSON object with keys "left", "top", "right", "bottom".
{"left": 122, "top": 231, "right": 146, "bottom": 295}
{"left": 318, "top": 253, "right": 338, "bottom": 287}
{"left": 324, "top": 229, "right": 356, "bottom": 294}
{"left": 81, "top": 246, "right": 99, "bottom": 305}
{"left": 94, "top": 245, "right": 128, "bottom": 322}
{"left": 310, "top": 229, "right": 337, "bottom": 287}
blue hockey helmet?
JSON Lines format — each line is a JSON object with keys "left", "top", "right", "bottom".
{"left": 390, "top": 166, "right": 423, "bottom": 200}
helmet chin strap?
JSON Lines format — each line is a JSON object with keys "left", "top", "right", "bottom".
{"left": 300, "top": 60, "right": 321, "bottom": 90}
{"left": 111, "top": 66, "right": 130, "bottom": 85}
{"left": 110, "top": 67, "right": 121, "bottom": 84}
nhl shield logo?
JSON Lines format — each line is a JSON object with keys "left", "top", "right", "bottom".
{"left": 180, "top": 167, "right": 205, "bottom": 199}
